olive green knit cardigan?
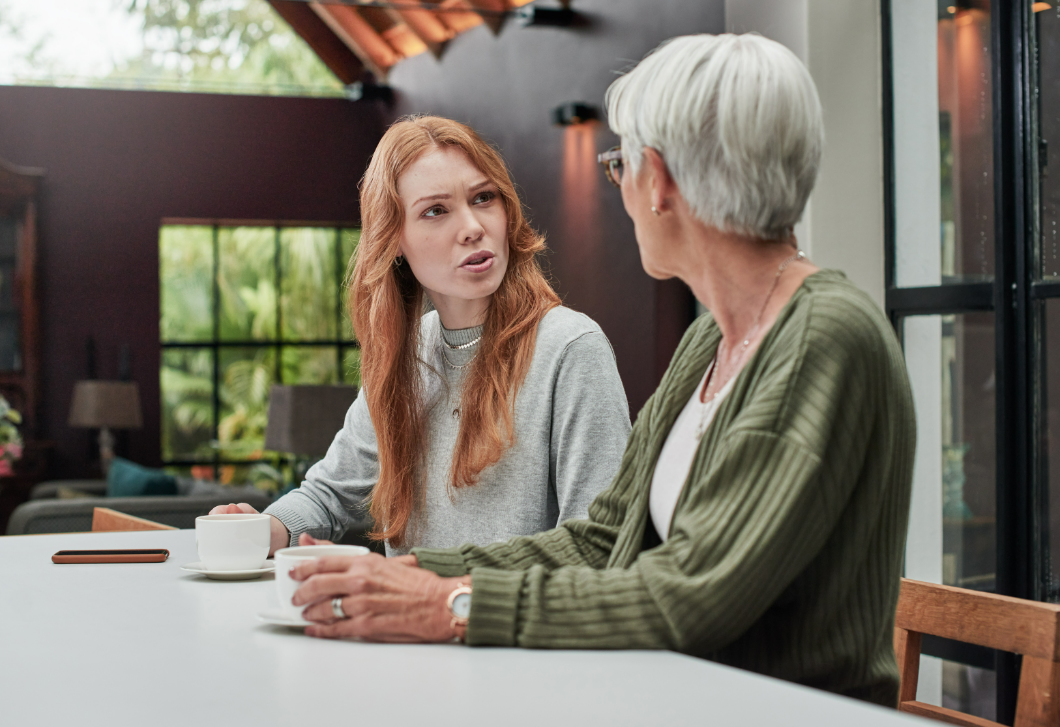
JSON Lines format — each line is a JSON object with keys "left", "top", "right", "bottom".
{"left": 412, "top": 270, "right": 916, "bottom": 706}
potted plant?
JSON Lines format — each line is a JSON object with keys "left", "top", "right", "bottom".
{"left": 0, "top": 395, "right": 24, "bottom": 476}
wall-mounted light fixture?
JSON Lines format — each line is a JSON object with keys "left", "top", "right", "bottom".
{"left": 518, "top": 6, "right": 581, "bottom": 27}
{"left": 552, "top": 102, "right": 598, "bottom": 127}
{"left": 345, "top": 81, "right": 394, "bottom": 103}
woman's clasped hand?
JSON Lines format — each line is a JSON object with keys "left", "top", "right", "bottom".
{"left": 289, "top": 552, "right": 466, "bottom": 642}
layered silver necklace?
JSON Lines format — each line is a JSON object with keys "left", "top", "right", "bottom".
{"left": 441, "top": 333, "right": 481, "bottom": 369}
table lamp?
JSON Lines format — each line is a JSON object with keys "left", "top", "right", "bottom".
{"left": 68, "top": 380, "right": 143, "bottom": 475}
{"left": 264, "top": 384, "right": 359, "bottom": 484}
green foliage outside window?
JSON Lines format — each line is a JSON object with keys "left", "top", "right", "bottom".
{"left": 1, "top": 0, "right": 344, "bottom": 97}
{"left": 160, "top": 224, "right": 360, "bottom": 488}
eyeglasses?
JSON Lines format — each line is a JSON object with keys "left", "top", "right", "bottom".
{"left": 597, "top": 146, "right": 624, "bottom": 188}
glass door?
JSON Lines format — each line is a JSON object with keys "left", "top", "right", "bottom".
{"left": 884, "top": 1, "right": 1049, "bottom": 722}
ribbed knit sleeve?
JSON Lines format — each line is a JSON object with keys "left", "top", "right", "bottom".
{"left": 463, "top": 430, "right": 833, "bottom": 649}
{"left": 420, "top": 272, "right": 914, "bottom": 705}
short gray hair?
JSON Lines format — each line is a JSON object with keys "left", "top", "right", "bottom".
{"left": 605, "top": 34, "right": 824, "bottom": 240}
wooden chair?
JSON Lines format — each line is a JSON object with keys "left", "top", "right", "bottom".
{"left": 90, "top": 507, "right": 176, "bottom": 533}
{"left": 895, "top": 577, "right": 1060, "bottom": 727}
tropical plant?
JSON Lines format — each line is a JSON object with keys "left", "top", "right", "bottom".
{"left": 0, "top": 393, "right": 23, "bottom": 476}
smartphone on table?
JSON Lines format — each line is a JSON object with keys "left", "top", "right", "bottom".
{"left": 52, "top": 549, "right": 170, "bottom": 564}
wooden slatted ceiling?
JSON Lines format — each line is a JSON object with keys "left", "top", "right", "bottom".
{"left": 269, "top": 0, "right": 535, "bottom": 82}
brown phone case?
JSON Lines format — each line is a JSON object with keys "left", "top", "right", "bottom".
{"left": 51, "top": 549, "right": 170, "bottom": 564}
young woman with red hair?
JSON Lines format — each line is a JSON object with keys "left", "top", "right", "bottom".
{"left": 215, "top": 116, "right": 630, "bottom": 555}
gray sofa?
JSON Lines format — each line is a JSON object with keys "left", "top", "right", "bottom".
{"left": 7, "top": 478, "right": 272, "bottom": 535}
{"left": 7, "top": 491, "right": 275, "bottom": 535}
{"left": 8, "top": 478, "right": 381, "bottom": 552}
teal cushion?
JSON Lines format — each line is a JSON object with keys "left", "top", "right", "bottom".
{"left": 106, "top": 457, "right": 179, "bottom": 498}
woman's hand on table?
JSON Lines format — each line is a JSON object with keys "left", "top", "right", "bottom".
{"left": 207, "top": 503, "right": 290, "bottom": 556}
{"left": 291, "top": 553, "right": 459, "bottom": 642}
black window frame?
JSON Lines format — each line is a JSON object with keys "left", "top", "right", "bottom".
{"left": 881, "top": 1, "right": 1044, "bottom": 721}
{"left": 159, "top": 221, "right": 360, "bottom": 478}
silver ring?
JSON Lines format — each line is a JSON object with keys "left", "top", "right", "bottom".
{"left": 331, "top": 596, "right": 348, "bottom": 620}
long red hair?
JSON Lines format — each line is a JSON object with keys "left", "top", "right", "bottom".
{"left": 349, "top": 116, "right": 560, "bottom": 547}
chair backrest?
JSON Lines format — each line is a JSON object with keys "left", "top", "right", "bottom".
{"left": 895, "top": 577, "right": 1060, "bottom": 727}
{"left": 91, "top": 507, "right": 176, "bottom": 532}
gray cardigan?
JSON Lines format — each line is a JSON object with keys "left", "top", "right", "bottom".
{"left": 264, "top": 306, "right": 632, "bottom": 555}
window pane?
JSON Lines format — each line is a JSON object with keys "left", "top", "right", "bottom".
{"left": 341, "top": 228, "right": 360, "bottom": 340}
{"left": 218, "top": 227, "right": 275, "bottom": 341}
{"left": 1035, "top": 6, "right": 1060, "bottom": 277}
{"left": 0, "top": 0, "right": 344, "bottom": 98}
{"left": 281, "top": 346, "right": 338, "bottom": 385}
{"left": 280, "top": 227, "right": 337, "bottom": 341}
{"left": 903, "top": 313, "right": 996, "bottom": 590}
{"left": 892, "top": 3, "right": 994, "bottom": 286}
{"left": 343, "top": 347, "right": 361, "bottom": 387}
{"left": 160, "top": 348, "right": 214, "bottom": 461}
{"left": 160, "top": 225, "right": 213, "bottom": 342}
{"left": 1041, "top": 299, "right": 1060, "bottom": 599}
{"left": 218, "top": 347, "right": 275, "bottom": 461}
{"left": 942, "top": 660, "right": 996, "bottom": 722}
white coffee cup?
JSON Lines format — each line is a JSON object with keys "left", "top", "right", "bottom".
{"left": 274, "top": 544, "right": 370, "bottom": 621}
{"left": 195, "top": 514, "right": 271, "bottom": 571}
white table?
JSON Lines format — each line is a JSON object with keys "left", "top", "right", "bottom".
{"left": 1, "top": 530, "right": 921, "bottom": 726}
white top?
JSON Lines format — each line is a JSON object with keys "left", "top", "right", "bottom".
{"left": 650, "top": 359, "right": 736, "bottom": 541}
{"left": 1, "top": 529, "right": 920, "bottom": 727}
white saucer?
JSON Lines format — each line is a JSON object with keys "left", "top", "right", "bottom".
{"left": 180, "top": 561, "right": 275, "bottom": 580}
{"left": 257, "top": 609, "right": 312, "bottom": 628}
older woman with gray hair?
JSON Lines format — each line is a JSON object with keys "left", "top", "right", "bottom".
{"left": 286, "top": 34, "right": 916, "bottom": 706}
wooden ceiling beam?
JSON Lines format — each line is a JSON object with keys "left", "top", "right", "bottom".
{"left": 464, "top": 0, "right": 507, "bottom": 34}
{"left": 356, "top": 6, "right": 429, "bottom": 60}
{"left": 267, "top": 0, "right": 366, "bottom": 85}
{"left": 309, "top": 2, "right": 399, "bottom": 81}
{"left": 387, "top": 4, "right": 452, "bottom": 59}
{"left": 431, "top": 0, "right": 484, "bottom": 34}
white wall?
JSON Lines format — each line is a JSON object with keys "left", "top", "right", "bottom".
{"left": 725, "top": 0, "right": 885, "bottom": 310}
{"left": 889, "top": 0, "right": 945, "bottom": 706}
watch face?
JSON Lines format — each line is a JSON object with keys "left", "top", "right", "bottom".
{"left": 451, "top": 592, "right": 472, "bottom": 619}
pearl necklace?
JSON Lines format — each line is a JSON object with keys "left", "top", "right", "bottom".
{"left": 443, "top": 335, "right": 481, "bottom": 351}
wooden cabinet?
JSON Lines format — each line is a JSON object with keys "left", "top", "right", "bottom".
{"left": 0, "top": 157, "right": 42, "bottom": 435}
{"left": 0, "top": 157, "right": 47, "bottom": 533}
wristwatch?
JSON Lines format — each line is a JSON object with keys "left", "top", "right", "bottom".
{"left": 446, "top": 582, "right": 472, "bottom": 639}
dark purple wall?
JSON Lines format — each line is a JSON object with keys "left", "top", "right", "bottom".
{"left": 0, "top": 1, "right": 723, "bottom": 475}
{"left": 389, "top": 0, "right": 725, "bottom": 413}
{"left": 0, "top": 86, "right": 384, "bottom": 476}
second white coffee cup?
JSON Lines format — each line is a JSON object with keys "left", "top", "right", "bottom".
{"left": 195, "top": 513, "right": 271, "bottom": 571}
{"left": 275, "top": 544, "right": 370, "bottom": 621}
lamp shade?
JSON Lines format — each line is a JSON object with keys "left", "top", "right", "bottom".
{"left": 264, "top": 385, "right": 359, "bottom": 456}
{"left": 68, "top": 381, "right": 143, "bottom": 429}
